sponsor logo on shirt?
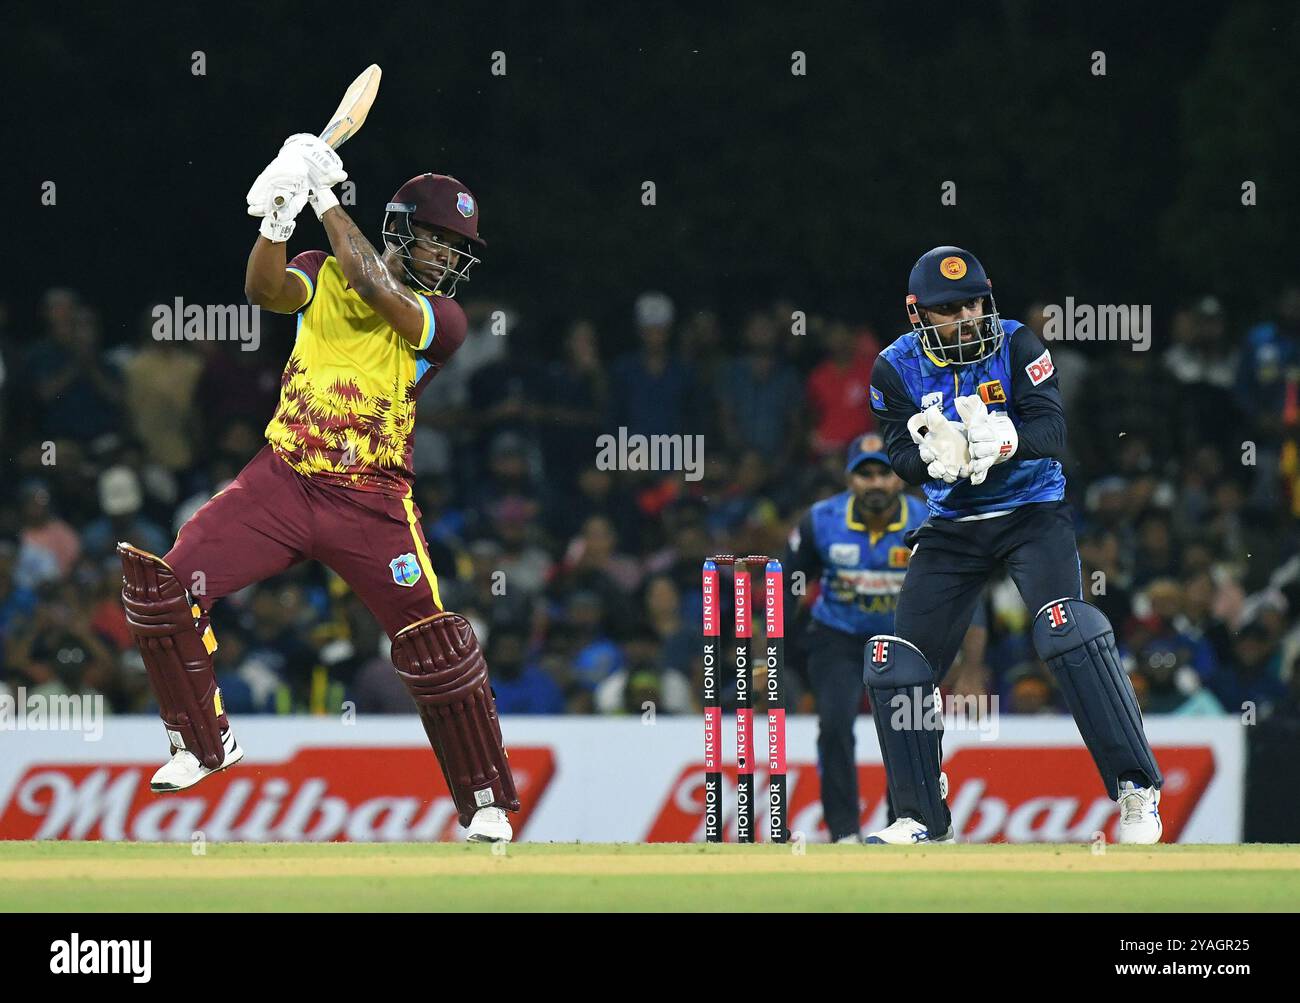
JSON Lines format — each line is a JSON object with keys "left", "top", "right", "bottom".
{"left": 828, "top": 543, "right": 861, "bottom": 566}
{"left": 1025, "top": 349, "right": 1055, "bottom": 386}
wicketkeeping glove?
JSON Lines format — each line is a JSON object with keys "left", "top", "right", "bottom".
{"left": 956, "top": 394, "right": 1017, "bottom": 485}
{"left": 908, "top": 406, "right": 970, "bottom": 484}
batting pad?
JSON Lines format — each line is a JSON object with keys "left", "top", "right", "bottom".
{"left": 864, "top": 635, "right": 949, "bottom": 835}
{"left": 391, "top": 612, "right": 521, "bottom": 826}
{"left": 1033, "top": 598, "right": 1163, "bottom": 798}
{"left": 118, "top": 543, "right": 227, "bottom": 769}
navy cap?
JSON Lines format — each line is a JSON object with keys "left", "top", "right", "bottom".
{"left": 846, "top": 432, "right": 891, "bottom": 475}
{"left": 907, "top": 246, "right": 993, "bottom": 309}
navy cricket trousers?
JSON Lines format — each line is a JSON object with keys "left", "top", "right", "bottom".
{"left": 805, "top": 621, "right": 871, "bottom": 841}
{"left": 894, "top": 501, "right": 1082, "bottom": 679}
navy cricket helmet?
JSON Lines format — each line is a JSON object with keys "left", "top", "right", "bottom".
{"left": 906, "top": 246, "right": 1004, "bottom": 365}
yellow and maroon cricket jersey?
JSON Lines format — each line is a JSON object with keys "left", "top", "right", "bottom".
{"left": 264, "top": 250, "right": 467, "bottom": 496}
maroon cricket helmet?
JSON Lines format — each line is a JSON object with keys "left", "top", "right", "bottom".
{"left": 382, "top": 173, "right": 484, "bottom": 297}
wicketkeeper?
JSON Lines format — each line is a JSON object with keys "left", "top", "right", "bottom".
{"left": 117, "top": 135, "right": 518, "bottom": 841}
{"left": 863, "top": 246, "right": 1163, "bottom": 845}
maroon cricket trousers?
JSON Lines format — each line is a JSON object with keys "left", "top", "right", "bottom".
{"left": 166, "top": 444, "right": 444, "bottom": 642}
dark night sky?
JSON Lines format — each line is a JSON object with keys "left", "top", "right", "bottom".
{"left": 5, "top": 0, "right": 1298, "bottom": 349}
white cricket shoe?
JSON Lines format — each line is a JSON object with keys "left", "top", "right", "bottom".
{"left": 466, "top": 806, "right": 513, "bottom": 843}
{"left": 151, "top": 729, "right": 243, "bottom": 793}
{"left": 865, "top": 772, "right": 953, "bottom": 844}
{"left": 1117, "top": 780, "right": 1163, "bottom": 844}
{"left": 864, "top": 817, "right": 954, "bottom": 844}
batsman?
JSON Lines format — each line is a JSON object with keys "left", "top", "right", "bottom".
{"left": 116, "top": 132, "right": 518, "bottom": 841}
{"left": 863, "top": 246, "right": 1163, "bottom": 845}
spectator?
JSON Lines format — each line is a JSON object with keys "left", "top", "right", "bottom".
{"left": 81, "top": 466, "right": 170, "bottom": 560}
{"left": 5, "top": 586, "right": 118, "bottom": 707}
{"left": 1004, "top": 663, "right": 1059, "bottom": 715}
{"left": 25, "top": 294, "right": 125, "bottom": 444}
{"left": 1166, "top": 296, "right": 1241, "bottom": 457}
{"left": 539, "top": 320, "right": 610, "bottom": 482}
{"left": 563, "top": 590, "right": 623, "bottom": 693}
{"left": 122, "top": 309, "right": 203, "bottom": 472}
{"left": 643, "top": 574, "right": 695, "bottom": 675}
{"left": 18, "top": 480, "right": 80, "bottom": 584}
{"left": 1206, "top": 619, "right": 1288, "bottom": 718}
{"left": 464, "top": 323, "right": 547, "bottom": 455}
{"left": 1129, "top": 639, "right": 1225, "bottom": 715}
{"left": 1078, "top": 529, "right": 1134, "bottom": 629}
{"left": 805, "top": 321, "right": 878, "bottom": 458}
{"left": 237, "top": 585, "right": 318, "bottom": 712}
{"left": 193, "top": 339, "right": 281, "bottom": 444}
{"left": 486, "top": 624, "right": 565, "bottom": 714}
{"left": 550, "top": 466, "right": 641, "bottom": 548}
{"left": 716, "top": 312, "right": 804, "bottom": 462}
{"left": 609, "top": 292, "right": 696, "bottom": 436}
{"left": 490, "top": 496, "right": 554, "bottom": 600}
{"left": 1131, "top": 513, "right": 1180, "bottom": 588}
{"left": 1236, "top": 285, "right": 1300, "bottom": 436}
{"left": 0, "top": 542, "right": 38, "bottom": 668}
{"left": 553, "top": 513, "right": 642, "bottom": 599}
{"left": 465, "top": 430, "right": 548, "bottom": 525}
{"left": 594, "top": 625, "right": 692, "bottom": 714}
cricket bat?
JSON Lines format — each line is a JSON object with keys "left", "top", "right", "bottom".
{"left": 273, "top": 64, "right": 381, "bottom": 207}
{"left": 319, "top": 63, "right": 382, "bottom": 150}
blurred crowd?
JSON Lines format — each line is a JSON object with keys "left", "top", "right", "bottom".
{"left": 1, "top": 285, "right": 1299, "bottom": 721}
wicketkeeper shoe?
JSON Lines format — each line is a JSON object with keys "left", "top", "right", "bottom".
{"left": 865, "top": 772, "right": 953, "bottom": 844}
{"left": 864, "top": 816, "right": 955, "bottom": 845}
{"left": 1116, "top": 780, "right": 1163, "bottom": 844}
{"left": 150, "top": 729, "right": 244, "bottom": 793}
{"left": 466, "top": 806, "right": 513, "bottom": 843}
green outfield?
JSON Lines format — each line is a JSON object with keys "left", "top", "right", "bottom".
{"left": 1, "top": 841, "right": 1296, "bottom": 912}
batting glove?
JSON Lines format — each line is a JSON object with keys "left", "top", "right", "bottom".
{"left": 281, "top": 134, "right": 347, "bottom": 219}
{"left": 247, "top": 151, "right": 311, "bottom": 242}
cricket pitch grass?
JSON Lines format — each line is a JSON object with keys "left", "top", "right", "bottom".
{"left": 1, "top": 842, "right": 1297, "bottom": 912}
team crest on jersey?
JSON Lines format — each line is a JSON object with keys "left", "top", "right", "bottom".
{"left": 869, "top": 385, "right": 884, "bottom": 408}
{"left": 456, "top": 192, "right": 475, "bottom": 218}
{"left": 829, "top": 542, "right": 861, "bottom": 566}
{"left": 921, "top": 391, "right": 943, "bottom": 410}
{"left": 888, "top": 546, "right": 910, "bottom": 568}
{"left": 978, "top": 379, "right": 1006, "bottom": 405}
{"left": 390, "top": 553, "right": 423, "bottom": 587}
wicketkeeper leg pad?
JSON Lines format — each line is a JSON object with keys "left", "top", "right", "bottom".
{"left": 118, "top": 543, "right": 228, "bottom": 770}
{"left": 391, "top": 612, "right": 521, "bottom": 826}
{"left": 1033, "top": 598, "right": 1163, "bottom": 798}
{"left": 863, "top": 635, "right": 949, "bottom": 835}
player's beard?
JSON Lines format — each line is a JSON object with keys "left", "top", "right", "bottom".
{"left": 855, "top": 489, "right": 892, "bottom": 514}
